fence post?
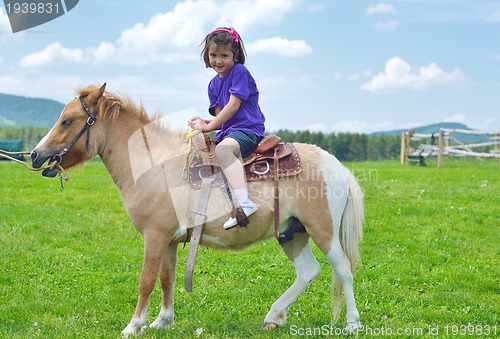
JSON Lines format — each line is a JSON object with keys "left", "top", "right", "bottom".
{"left": 400, "top": 132, "right": 408, "bottom": 164}
{"left": 437, "top": 129, "right": 444, "bottom": 168}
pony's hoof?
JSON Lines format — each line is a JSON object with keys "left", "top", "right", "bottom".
{"left": 345, "top": 321, "right": 362, "bottom": 333}
{"left": 262, "top": 322, "right": 279, "bottom": 330}
{"left": 121, "top": 325, "right": 147, "bottom": 338}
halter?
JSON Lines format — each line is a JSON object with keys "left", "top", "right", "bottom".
{"left": 51, "top": 96, "right": 97, "bottom": 165}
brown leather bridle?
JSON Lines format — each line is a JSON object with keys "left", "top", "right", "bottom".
{"left": 50, "top": 95, "right": 97, "bottom": 165}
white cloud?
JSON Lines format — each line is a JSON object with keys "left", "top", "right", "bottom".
{"left": 366, "top": 3, "right": 398, "bottom": 16}
{"left": 217, "top": 0, "right": 294, "bottom": 31}
{"left": 246, "top": 37, "right": 312, "bottom": 57}
{"left": 19, "top": 42, "right": 88, "bottom": 68}
{"left": 0, "top": 73, "right": 84, "bottom": 100}
{"left": 361, "top": 57, "right": 466, "bottom": 93}
{"left": 17, "top": 0, "right": 299, "bottom": 67}
{"left": 114, "top": 0, "right": 296, "bottom": 63}
{"left": 0, "top": 75, "right": 23, "bottom": 94}
{"left": 92, "top": 42, "right": 117, "bottom": 65}
{"left": 374, "top": 20, "right": 400, "bottom": 30}
{"left": 486, "top": 8, "right": 500, "bottom": 22}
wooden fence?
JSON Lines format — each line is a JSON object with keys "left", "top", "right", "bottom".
{"left": 400, "top": 128, "right": 500, "bottom": 167}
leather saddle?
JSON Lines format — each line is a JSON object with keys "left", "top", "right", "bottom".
{"left": 187, "top": 133, "right": 301, "bottom": 189}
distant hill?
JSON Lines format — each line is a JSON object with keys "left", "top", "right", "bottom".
{"left": 0, "top": 93, "right": 64, "bottom": 128}
{"left": 370, "top": 122, "right": 491, "bottom": 143}
{"left": 369, "top": 122, "right": 471, "bottom": 136}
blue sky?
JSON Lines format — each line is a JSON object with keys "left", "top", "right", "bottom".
{"left": 1, "top": 0, "right": 499, "bottom": 133}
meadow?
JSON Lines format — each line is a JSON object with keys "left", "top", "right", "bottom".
{"left": 0, "top": 157, "right": 498, "bottom": 338}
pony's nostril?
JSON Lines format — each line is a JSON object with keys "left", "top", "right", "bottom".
{"left": 30, "top": 150, "right": 38, "bottom": 162}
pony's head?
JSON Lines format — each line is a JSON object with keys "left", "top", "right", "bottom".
{"left": 31, "top": 83, "right": 107, "bottom": 177}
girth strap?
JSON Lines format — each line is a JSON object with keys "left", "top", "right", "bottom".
{"left": 184, "top": 177, "right": 214, "bottom": 292}
{"left": 274, "top": 147, "right": 281, "bottom": 239}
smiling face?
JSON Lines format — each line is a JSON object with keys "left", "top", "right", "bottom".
{"left": 208, "top": 43, "right": 235, "bottom": 77}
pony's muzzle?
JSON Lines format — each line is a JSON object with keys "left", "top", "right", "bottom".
{"left": 31, "top": 149, "right": 60, "bottom": 177}
{"left": 30, "top": 150, "right": 42, "bottom": 168}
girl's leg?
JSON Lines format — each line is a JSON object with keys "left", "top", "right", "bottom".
{"left": 215, "top": 138, "right": 245, "bottom": 190}
{"left": 215, "top": 138, "right": 259, "bottom": 229}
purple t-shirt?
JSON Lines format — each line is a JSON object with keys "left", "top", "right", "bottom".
{"left": 208, "top": 63, "right": 266, "bottom": 141}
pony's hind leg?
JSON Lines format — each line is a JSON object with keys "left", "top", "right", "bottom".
{"left": 150, "top": 243, "right": 178, "bottom": 330}
{"left": 263, "top": 219, "right": 320, "bottom": 329}
{"left": 326, "top": 240, "right": 360, "bottom": 329}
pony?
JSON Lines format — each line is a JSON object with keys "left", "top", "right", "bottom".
{"left": 30, "top": 84, "right": 364, "bottom": 337}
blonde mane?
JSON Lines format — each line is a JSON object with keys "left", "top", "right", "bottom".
{"left": 78, "top": 85, "right": 153, "bottom": 123}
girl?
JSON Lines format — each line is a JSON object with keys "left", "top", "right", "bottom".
{"left": 188, "top": 27, "right": 266, "bottom": 230}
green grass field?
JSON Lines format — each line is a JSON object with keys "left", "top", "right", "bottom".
{"left": 1, "top": 158, "right": 498, "bottom": 338}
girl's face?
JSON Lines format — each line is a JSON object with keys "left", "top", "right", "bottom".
{"left": 208, "top": 43, "right": 235, "bottom": 77}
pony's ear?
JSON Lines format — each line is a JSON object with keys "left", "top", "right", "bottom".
{"left": 86, "top": 83, "right": 106, "bottom": 106}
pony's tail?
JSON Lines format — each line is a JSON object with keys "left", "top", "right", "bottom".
{"left": 332, "top": 170, "right": 364, "bottom": 323}
{"left": 339, "top": 170, "right": 364, "bottom": 273}
{"left": 332, "top": 275, "right": 342, "bottom": 324}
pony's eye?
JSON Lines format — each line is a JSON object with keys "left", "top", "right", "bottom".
{"left": 61, "top": 119, "right": 73, "bottom": 126}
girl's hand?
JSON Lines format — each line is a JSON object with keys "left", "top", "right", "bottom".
{"left": 187, "top": 117, "right": 209, "bottom": 132}
{"left": 187, "top": 116, "right": 200, "bottom": 129}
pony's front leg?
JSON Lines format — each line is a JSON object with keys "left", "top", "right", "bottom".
{"left": 150, "top": 243, "right": 178, "bottom": 330}
{"left": 122, "top": 231, "right": 169, "bottom": 338}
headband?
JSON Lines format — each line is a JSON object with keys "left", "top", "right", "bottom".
{"left": 208, "top": 28, "right": 239, "bottom": 43}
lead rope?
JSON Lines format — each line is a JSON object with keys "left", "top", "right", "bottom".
{"left": 0, "top": 150, "right": 70, "bottom": 190}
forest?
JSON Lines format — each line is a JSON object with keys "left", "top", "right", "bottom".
{"left": 0, "top": 126, "right": 401, "bottom": 162}
{"left": 275, "top": 129, "right": 401, "bottom": 161}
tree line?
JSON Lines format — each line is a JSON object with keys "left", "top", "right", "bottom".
{"left": 274, "top": 129, "right": 401, "bottom": 161}
{"left": 0, "top": 126, "right": 49, "bottom": 150}
{"left": 0, "top": 126, "right": 402, "bottom": 161}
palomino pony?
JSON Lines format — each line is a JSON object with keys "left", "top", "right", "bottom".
{"left": 31, "top": 84, "right": 364, "bottom": 337}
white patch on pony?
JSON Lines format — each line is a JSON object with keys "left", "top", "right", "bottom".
{"left": 318, "top": 148, "right": 349, "bottom": 235}
{"left": 122, "top": 308, "right": 148, "bottom": 338}
{"left": 34, "top": 126, "right": 54, "bottom": 149}
{"left": 150, "top": 305, "right": 174, "bottom": 329}
{"left": 293, "top": 242, "right": 321, "bottom": 284}
{"left": 319, "top": 148, "right": 362, "bottom": 326}
{"left": 263, "top": 242, "right": 320, "bottom": 325}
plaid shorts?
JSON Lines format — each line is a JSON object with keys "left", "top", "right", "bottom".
{"left": 224, "top": 130, "right": 262, "bottom": 157}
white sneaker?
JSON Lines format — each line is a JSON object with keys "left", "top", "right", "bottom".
{"left": 223, "top": 203, "right": 260, "bottom": 230}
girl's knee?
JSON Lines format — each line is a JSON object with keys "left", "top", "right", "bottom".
{"left": 216, "top": 139, "right": 240, "bottom": 158}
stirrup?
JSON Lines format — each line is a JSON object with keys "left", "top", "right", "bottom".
{"left": 223, "top": 204, "right": 259, "bottom": 230}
